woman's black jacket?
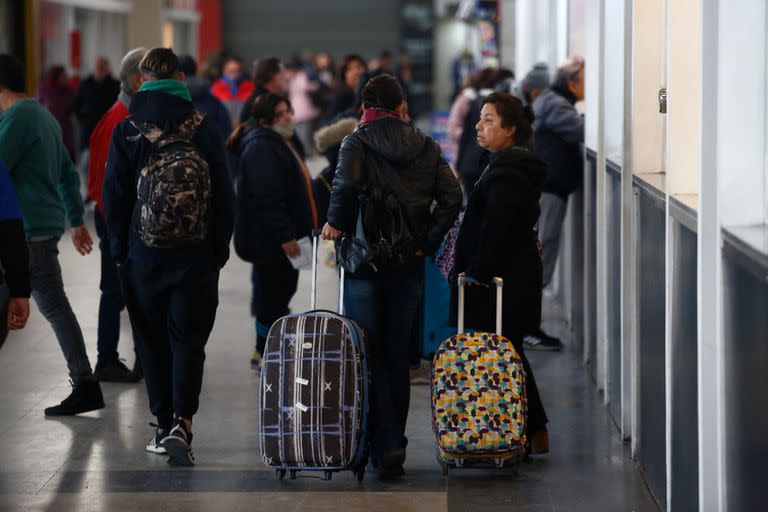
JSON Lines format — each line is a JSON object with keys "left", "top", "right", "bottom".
{"left": 326, "top": 117, "right": 462, "bottom": 266}
{"left": 451, "top": 146, "right": 547, "bottom": 337}
{"left": 230, "top": 125, "right": 314, "bottom": 264}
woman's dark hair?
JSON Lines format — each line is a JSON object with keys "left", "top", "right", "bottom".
{"left": 338, "top": 54, "right": 366, "bottom": 87}
{"left": 139, "top": 47, "right": 179, "bottom": 80}
{"left": 361, "top": 73, "right": 404, "bottom": 111}
{"left": 253, "top": 57, "right": 282, "bottom": 88}
{"left": 46, "top": 65, "right": 67, "bottom": 85}
{"left": 481, "top": 91, "right": 536, "bottom": 146}
{"left": 226, "top": 93, "right": 292, "bottom": 151}
{"left": 0, "top": 54, "right": 25, "bottom": 93}
{"left": 470, "top": 67, "right": 497, "bottom": 90}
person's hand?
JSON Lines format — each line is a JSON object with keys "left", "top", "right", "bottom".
{"left": 7, "top": 297, "right": 30, "bottom": 330}
{"left": 464, "top": 275, "right": 490, "bottom": 287}
{"left": 71, "top": 225, "right": 94, "bottom": 256}
{"left": 281, "top": 239, "right": 301, "bottom": 259}
{"left": 415, "top": 250, "right": 424, "bottom": 257}
{"left": 322, "top": 222, "right": 342, "bottom": 241}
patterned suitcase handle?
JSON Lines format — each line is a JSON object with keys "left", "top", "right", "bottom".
{"left": 309, "top": 229, "right": 345, "bottom": 314}
{"left": 457, "top": 273, "right": 504, "bottom": 335}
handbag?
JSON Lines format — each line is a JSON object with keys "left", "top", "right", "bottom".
{"left": 336, "top": 156, "right": 416, "bottom": 274}
{"left": 435, "top": 211, "right": 464, "bottom": 280}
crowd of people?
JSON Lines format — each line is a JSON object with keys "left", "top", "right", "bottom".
{"left": 0, "top": 44, "right": 585, "bottom": 478}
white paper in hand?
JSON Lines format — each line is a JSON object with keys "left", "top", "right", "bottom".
{"left": 287, "top": 236, "right": 312, "bottom": 270}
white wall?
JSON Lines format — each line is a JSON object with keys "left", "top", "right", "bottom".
{"left": 603, "top": 0, "right": 625, "bottom": 164}
{"left": 584, "top": 0, "right": 601, "bottom": 150}
{"left": 666, "top": 0, "right": 701, "bottom": 197}
{"left": 717, "top": 0, "right": 767, "bottom": 226}
{"left": 631, "top": 0, "right": 665, "bottom": 175}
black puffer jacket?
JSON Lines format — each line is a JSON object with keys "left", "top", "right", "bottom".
{"left": 327, "top": 117, "right": 462, "bottom": 265}
{"left": 230, "top": 125, "right": 315, "bottom": 264}
{"left": 451, "top": 147, "right": 547, "bottom": 337}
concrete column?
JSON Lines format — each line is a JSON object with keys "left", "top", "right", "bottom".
{"left": 128, "top": 0, "right": 163, "bottom": 50}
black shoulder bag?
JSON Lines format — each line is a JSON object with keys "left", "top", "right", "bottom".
{"left": 336, "top": 154, "right": 417, "bottom": 274}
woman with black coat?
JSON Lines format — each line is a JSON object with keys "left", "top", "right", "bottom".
{"left": 323, "top": 74, "right": 462, "bottom": 480}
{"left": 227, "top": 94, "right": 318, "bottom": 371}
{"left": 451, "top": 91, "right": 550, "bottom": 454}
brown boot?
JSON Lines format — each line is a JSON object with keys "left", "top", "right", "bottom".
{"left": 528, "top": 429, "right": 549, "bottom": 455}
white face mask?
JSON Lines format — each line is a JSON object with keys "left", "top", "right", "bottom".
{"left": 271, "top": 122, "right": 296, "bottom": 139}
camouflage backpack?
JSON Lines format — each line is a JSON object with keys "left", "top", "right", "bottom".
{"left": 131, "top": 111, "right": 211, "bottom": 248}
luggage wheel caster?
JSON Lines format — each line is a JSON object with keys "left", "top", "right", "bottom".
{"left": 323, "top": 471, "right": 333, "bottom": 481}
{"left": 276, "top": 469, "right": 287, "bottom": 480}
{"left": 289, "top": 470, "right": 297, "bottom": 480}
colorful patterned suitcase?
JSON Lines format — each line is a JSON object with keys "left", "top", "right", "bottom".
{"left": 431, "top": 274, "right": 528, "bottom": 474}
{"left": 260, "top": 235, "right": 370, "bottom": 481}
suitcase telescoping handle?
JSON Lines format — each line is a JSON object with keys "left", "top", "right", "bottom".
{"left": 457, "top": 273, "right": 504, "bottom": 335}
{"left": 309, "top": 229, "right": 345, "bottom": 314}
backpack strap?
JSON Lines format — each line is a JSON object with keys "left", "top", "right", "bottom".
{"left": 177, "top": 110, "right": 206, "bottom": 139}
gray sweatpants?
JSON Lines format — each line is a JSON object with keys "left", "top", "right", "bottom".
{"left": 28, "top": 238, "right": 93, "bottom": 383}
{"left": 539, "top": 192, "right": 568, "bottom": 288}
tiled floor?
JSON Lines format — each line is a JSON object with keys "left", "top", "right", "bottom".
{"left": 0, "top": 168, "right": 660, "bottom": 511}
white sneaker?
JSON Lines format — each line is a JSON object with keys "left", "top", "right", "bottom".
{"left": 146, "top": 424, "right": 168, "bottom": 455}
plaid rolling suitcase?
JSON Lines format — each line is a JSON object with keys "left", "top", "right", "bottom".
{"left": 431, "top": 274, "right": 528, "bottom": 475}
{"left": 260, "top": 234, "right": 370, "bottom": 481}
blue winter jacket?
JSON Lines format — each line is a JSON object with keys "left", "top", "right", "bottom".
{"left": 532, "top": 87, "right": 585, "bottom": 198}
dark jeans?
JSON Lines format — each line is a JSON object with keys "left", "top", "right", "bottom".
{"left": 27, "top": 238, "right": 93, "bottom": 382}
{"left": 343, "top": 260, "right": 422, "bottom": 466}
{"left": 121, "top": 258, "right": 219, "bottom": 427}
{"left": 94, "top": 210, "right": 135, "bottom": 366}
{"left": 408, "top": 259, "right": 425, "bottom": 367}
{"left": 251, "top": 258, "right": 299, "bottom": 356}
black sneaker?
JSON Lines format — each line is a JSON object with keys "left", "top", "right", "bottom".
{"left": 145, "top": 423, "right": 168, "bottom": 455}
{"left": 523, "top": 330, "right": 564, "bottom": 352}
{"left": 162, "top": 419, "right": 195, "bottom": 466}
{"left": 95, "top": 357, "right": 141, "bottom": 383}
{"left": 376, "top": 448, "right": 406, "bottom": 481}
{"left": 44, "top": 379, "right": 105, "bottom": 416}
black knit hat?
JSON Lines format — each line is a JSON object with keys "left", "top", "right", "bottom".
{"left": 361, "top": 74, "right": 404, "bottom": 110}
{"left": 0, "top": 54, "right": 25, "bottom": 93}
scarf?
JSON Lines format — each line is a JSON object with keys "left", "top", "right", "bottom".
{"left": 118, "top": 89, "right": 133, "bottom": 109}
{"left": 361, "top": 107, "right": 402, "bottom": 125}
{"left": 138, "top": 79, "right": 192, "bottom": 102}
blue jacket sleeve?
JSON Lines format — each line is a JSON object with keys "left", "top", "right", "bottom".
{"left": 102, "top": 123, "right": 135, "bottom": 262}
{"left": 0, "top": 160, "right": 30, "bottom": 297}
{"left": 540, "top": 96, "right": 584, "bottom": 146}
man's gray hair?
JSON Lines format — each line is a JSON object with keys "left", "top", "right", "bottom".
{"left": 552, "top": 56, "right": 585, "bottom": 92}
{"left": 119, "top": 47, "right": 147, "bottom": 95}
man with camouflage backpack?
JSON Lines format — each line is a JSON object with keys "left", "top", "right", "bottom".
{"left": 103, "top": 47, "right": 233, "bottom": 466}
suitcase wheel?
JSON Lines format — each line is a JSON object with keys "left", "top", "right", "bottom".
{"left": 324, "top": 471, "right": 333, "bottom": 481}
{"left": 289, "top": 470, "right": 297, "bottom": 480}
{"left": 276, "top": 469, "right": 287, "bottom": 480}
{"left": 353, "top": 466, "right": 365, "bottom": 482}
